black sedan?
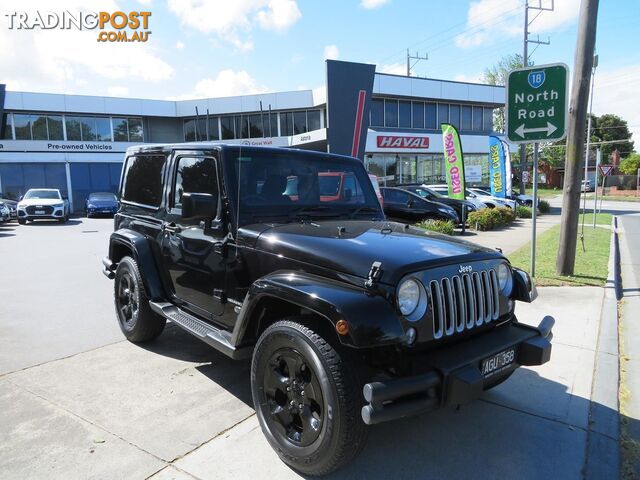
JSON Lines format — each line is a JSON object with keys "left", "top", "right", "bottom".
{"left": 380, "top": 187, "right": 459, "bottom": 224}
{"left": 396, "top": 184, "right": 478, "bottom": 219}
{"left": 85, "top": 192, "right": 119, "bottom": 217}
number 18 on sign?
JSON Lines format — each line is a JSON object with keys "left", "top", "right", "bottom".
{"left": 506, "top": 63, "right": 569, "bottom": 143}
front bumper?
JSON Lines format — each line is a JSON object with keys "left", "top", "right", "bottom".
{"left": 361, "top": 315, "right": 554, "bottom": 425}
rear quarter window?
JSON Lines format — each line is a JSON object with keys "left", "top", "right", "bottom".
{"left": 121, "top": 154, "right": 167, "bottom": 208}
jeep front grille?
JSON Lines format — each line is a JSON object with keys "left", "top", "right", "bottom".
{"left": 431, "top": 269, "right": 500, "bottom": 339}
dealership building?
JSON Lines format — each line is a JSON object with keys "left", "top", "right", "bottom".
{"left": 0, "top": 60, "right": 506, "bottom": 212}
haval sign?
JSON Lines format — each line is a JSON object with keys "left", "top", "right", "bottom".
{"left": 376, "top": 135, "right": 430, "bottom": 149}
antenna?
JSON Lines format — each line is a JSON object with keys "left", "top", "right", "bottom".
{"left": 259, "top": 100, "right": 265, "bottom": 139}
{"left": 206, "top": 108, "right": 210, "bottom": 141}
{"left": 194, "top": 106, "right": 200, "bottom": 141}
{"left": 406, "top": 49, "right": 428, "bottom": 77}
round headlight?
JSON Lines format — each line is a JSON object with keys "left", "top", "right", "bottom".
{"left": 398, "top": 279, "right": 421, "bottom": 316}
{"left": 497, "top": 262, "right": 513, "bottom": 294}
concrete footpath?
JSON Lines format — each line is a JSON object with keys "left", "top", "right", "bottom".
{"left": 618, "top": 213, "right": 640, "bottom": 477}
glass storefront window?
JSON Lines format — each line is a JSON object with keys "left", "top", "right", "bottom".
{"left": 425, "top": 103, "right": 436, "bottom": 129}
{"left": 483, "top": 108, "right": 494, "bottom": 132}
{"left": 47, "top": 116, "right": 63, "bottom": 140}
{"left": 267, "top": 112, "right": 278, "bottom": 136}
{"left": 208, "top": 117, "right": 220, "bottom": 140}
{"left": 293, "top": 111, "right": 307, "bottom": 134}
{"left": 113, "top": 118, "right": 129, "bottom": 141}
{"left": 95, "top": 118, "right": 112, "bottom": 141}
{"left": 437, "top": 103, "right": 449, "bottom": 127}
{"left": 221, "top": 116, "right": 235, "bottom": 139}
{"left": 472, "top": 106, "right": 483, "bottom": 131}
{"left": 461, "top": 105, "right": 472, "bottom": 130}
{"left": 235, "top": 115, "right": 248, "bottom": 138}
{"left": 183, "top": 119, "right": 196, "bottom": 141}
{"left": 307, "top": 110, "right": 321, "bottom": 131}
{"left": 129, "top": 118, "right": 143, "bottom": 141}
{"left": 13, "top": 114, "right": 32, "bottom": 140}
{"left": 249, "top": 114, "right": 264, "bottom": 138}
{"left": 281, "top": 112, "right": 293, "bottom": 136}
{"left": 384, "top": 99, "right": 398, "bottom": 128}
{"left": 399, "top": 101, "right": 411, "bottom": 128}
{"left": 80, "top": 117, "right": 96, "bottom": 141}
{"left": 412, "top": 102, "right": 424, "bottom": 129}
{"left": 370, "top": 99, "right": 384, "bottom": 126}
{"left": 1, "top": 113, "right": 13, "bottom": 139}
{"left": 32, "top": 115, "right": 48, "bottom": 140}
{"left": 449, "top": 105, "right": 460, "bottom": 130}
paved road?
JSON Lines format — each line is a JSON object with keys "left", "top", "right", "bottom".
{"left": 0, "top": 215, "right": 624, "bottom": 479}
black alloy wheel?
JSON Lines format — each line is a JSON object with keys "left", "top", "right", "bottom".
{"left": 116, "top": 270, "right": 138, "bottom": 329}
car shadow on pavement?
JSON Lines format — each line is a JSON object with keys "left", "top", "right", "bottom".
{"left": 0, "top": 224, "right": 16, "bottom": 237}
{"left": 21, "top": 219, "right": 83, "bottom": 226}
{"left": 136, "top": 323, "right": 253, "bottom": 407}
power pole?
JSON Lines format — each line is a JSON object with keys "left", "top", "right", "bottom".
{"left": 520, "top": 0, "right": 553, "bottom": 195}
{"left": 406, "top": 49, "right": 428, "bottom": 77}
{"left": 556, "top": 0, "right": 600, "bottom": 276}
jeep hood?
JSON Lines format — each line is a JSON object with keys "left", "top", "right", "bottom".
{"left": 244, "top": 220, "right": 502, "bottom": 285}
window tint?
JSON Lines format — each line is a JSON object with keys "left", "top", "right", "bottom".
{"left": 399, "top": 101, "right": 411, "bottom": 128}
{"left": 461, "top": 106, "right": 472, "bottom": 130}
{"left": 13, "top": 114, "right": 32, "bottom": 140}
{"left": 32, "top": 115, "right": 48, "bottom": 140}
{"left": 121, "top": 155, "right": 166, "bottom": 207}
{"left": 1, "top": 113, "right": 13, "bottom": 139}
{"left": 48, "top": 116, "right": 64, "bottom": 140}
{"left": 483, "top": 108, "right": 494, "bottom": 131}
{"left": 473, "top": 106, "right": 483, "bottom": 131}
{"left": 281, "top": 112, "right": 294, "bottom": 136}
{"left": 384, "top": 100, "right": 398, "bottom": 128}
{"left": 307, "top": 110, "right": 321, "bottom": 131}
{"left": 293, "top": 111, "right": 307, "bottom": 134}
{"left": 248, "top": 114, "right": 264, "bottom": 138}
{"left": 113, "top": 118, "right": 129, "bottom": 141}
{"left": 221, "top": 116, "right": 235, "bottom": 139}
{"left": 129, "top": 118, "right": 144, "bottom": 141}
{"left": 425, "top": 103, "right": 436, "bottom": 129}
{"left": 96, "top": 118, "right": 112, "bottom": 141}
{"left": 183, "top": 119, "right": 196, "bottom": 141}
{"left": 370, "top": 99, "right": 384, "bottom": 126}
{"left": 412, "top": 102, "right": 424, "bottom": 129}
{"left": 173, "top": 157, "right": 219, "bottom": 208}
{"left": 80, "top": 117, "right": 96, "bottom": 141}
{"left": 437, "top": 103, "right": 449, "bottom": 126}
{"left": 449, "top": 105, "right": 460, "bottom": 129}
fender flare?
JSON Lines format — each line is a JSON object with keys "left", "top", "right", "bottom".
{"left": 232, "top": 271, "right": 406, "bottom": 349}
{"left": 108, "top": 229, "right": 165, "bottom": 301}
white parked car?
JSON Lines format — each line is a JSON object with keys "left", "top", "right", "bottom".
{"left": 0, "top": 202, "right": 10, "bottom": 223}
{"left": 468, "top": 188, "right": 518, "bottom": 211}
{"left": 17, "top": 188, "right": 70, "bottom": 224}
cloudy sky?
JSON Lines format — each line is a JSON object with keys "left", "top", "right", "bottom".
{"left": 1, "top": 0, "right": 639, "bottom": 140}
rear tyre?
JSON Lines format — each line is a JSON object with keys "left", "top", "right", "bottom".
{"left": 114, "top": 256, "right": 166, "bottom": 342}
{"left": 252, "top": 319, "right": 368, "bottom": 476}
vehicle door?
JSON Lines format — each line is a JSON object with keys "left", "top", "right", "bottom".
{"left": 161, "top": 152, "right": 226, "bottom": 318}
{"left": 381, "top": 189, "right": 408, "bottom": 219}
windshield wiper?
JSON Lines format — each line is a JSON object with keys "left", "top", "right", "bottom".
{"left": 289, "top": 205, "right": 347, "bottom": 221}
{"left": 349, "top": 205, "right": 382, "bottom": 219}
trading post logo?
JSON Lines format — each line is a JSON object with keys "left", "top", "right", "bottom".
{"left": 3, "top": 10, "right": 152, "bottom": 43}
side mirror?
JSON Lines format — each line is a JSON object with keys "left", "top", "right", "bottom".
{"left": 182, "top": 192, "right": 217, "bottom": 221}
{"left": 344, "top": 188, "right": 353, "bottom": 201}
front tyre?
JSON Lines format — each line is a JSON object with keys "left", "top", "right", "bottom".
{"left": 113, "top": 256, "right": 166, "bottom": 342}
{"left": 251, "top": 319, "right": 367, "bottom": 476}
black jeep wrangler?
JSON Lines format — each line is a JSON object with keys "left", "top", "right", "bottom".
{"left": 102, "top": 144, "right": 553, "bottom": 475}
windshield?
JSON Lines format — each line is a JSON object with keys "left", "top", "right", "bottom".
{"left": 89, "top": 193, "right": 117, "bottom": 201}
{"left": 225, "top": 149, "right": 382, "bottom": 225}
{"left": 412, "top": 187, "right": 442, "bottom": 199}
{"left": 471, "top": 188, "right": 491, "bottom": 196}
{"left": 24, "top": 190, "right": 60, "bottom": 200}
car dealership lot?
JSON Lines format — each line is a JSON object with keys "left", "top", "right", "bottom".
{"left": 0, "top": 217, "right": 617, "bottom": 479}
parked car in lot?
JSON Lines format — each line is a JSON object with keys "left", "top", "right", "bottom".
{"left": 0, "top": 194, "right": 18, "bottom": 220}
{"left": 581, "top": 179, "right": 594, "bottom": 192}
{"left": 0, "top": 202, "right": 10, "bottom": 223}
{"left": 102, "top": 144, "right": 554, "bottom": 475}
{"left": 380, "top": 187, "right": 459, "bottom": 223}
{"left": 467, "top": 188, "right": 517, "bottom": 211}
{"left": 17, "top": 188, "right": 70, "bottom": 224}
{"left": 86, "top": 192, "right": 119, "bottom": 217}
{"left": 425, "top": 184, "right": 488, "bottom": 210}
{"left": 396, "top": 184, "right": 479, "bottom": 220}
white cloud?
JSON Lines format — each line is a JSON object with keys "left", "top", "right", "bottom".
{"left": 592, "top": 64, "right": 640, "bottom": 146}
{"left": 256, "top": 0, "right": 301, "bottom": 31}
{"left": 360, "top": 0, "right": 390, "bottom": 9}
{"left": 0, "top": 0, "right": 173, "bottom": 93}
{"left": 324, "top": 44, "right": 339, "bottom": 60}
{"left": 453, "top": 72, "right": 484, "bottom": 83}
{"left": 455, "top": 0, "right": 580, "bottom": 48}
{"left": 137, "top": 0, "right": 152, "bottom": 4}
{"left": 175, "top": 41, "right": 185, "bottom": 50}
{"left": 107, "top": 86, "right": 129, "bottom": 97}
{"left": 378, "top": 62, "right": 405, "bottom": 75}
{"left": 169, "top": 69, "right": 269, "bottom": 100}
{"left": 167, "top": 0, "right": 301, "bottom": 50}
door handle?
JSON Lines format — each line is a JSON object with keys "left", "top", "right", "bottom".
{"left": 163, "top": 222, "right": 182, "bottom": 233}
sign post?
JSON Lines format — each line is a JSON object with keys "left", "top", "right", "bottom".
{"left": 506, "top": 63, "right": 569, "bottom": 277}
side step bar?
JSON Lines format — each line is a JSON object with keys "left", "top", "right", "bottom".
{"left": 149, "top": 301, "right": 252, "bottom": 360}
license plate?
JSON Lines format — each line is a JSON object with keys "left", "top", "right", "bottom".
{"left": 35, "top": 210, "right": 45, "bottom": 215}
{"left": 481, "top": 348, "right": 516, "bottom": 378}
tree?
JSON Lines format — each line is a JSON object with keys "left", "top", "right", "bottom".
{"left": 619, "top": 153, "right": 640, "bottom": 175}
{"left": 592, "top": 114, "right": 635, "bottom": 161}
{"left": 483, "top": 53, "right": 525, "bottom": 132}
